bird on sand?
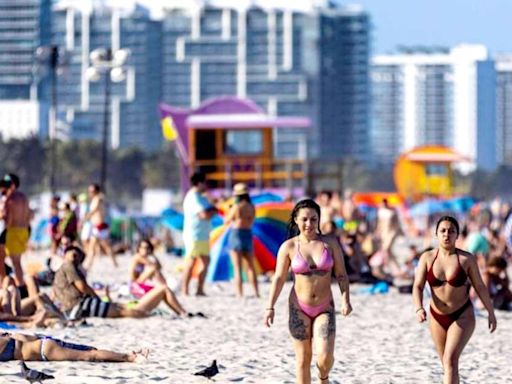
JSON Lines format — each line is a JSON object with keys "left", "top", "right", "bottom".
{"left": 19, "top": 361, "right": 54, "bottom": 383}
{"left": 193, "top": 359, "right": 219, "bottom": 380}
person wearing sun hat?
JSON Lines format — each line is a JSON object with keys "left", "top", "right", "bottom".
{"left": 224, "top": 183, "right": 259, "bottom": 297}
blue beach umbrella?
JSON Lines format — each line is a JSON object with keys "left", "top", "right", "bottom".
{"left": 161, "top": 208, "right": 222, "bottom": 231}
{"left": 444, "top": 196, "right": 476, "bottom": 214}
{"left": 160, "top": 208, "right": 184, "bottom": 231}
{"left": 409, "top": 199, "right": 449, "bottom": 217}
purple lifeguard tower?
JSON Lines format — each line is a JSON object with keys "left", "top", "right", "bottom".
{"left": 159, "top": 96, "right": 310, "bottom": 195}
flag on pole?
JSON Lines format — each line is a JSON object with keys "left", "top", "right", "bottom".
{"left": 161, "top": 116, "right": 178, "bottom": 141}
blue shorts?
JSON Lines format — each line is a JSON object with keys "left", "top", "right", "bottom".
{"left": 228, "top": 228, "right": 253, "bottom": 253}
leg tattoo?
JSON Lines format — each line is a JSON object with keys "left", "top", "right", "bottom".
{"left": 318, "top": 302, "right": 336, "bottom": 340}
{"left": 289, "top": 304, "right": 308, "bottom": 340}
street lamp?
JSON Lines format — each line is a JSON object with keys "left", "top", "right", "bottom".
{"left": 86, "top": 48, "right": 130, "bottom": 192}
{"left": 35, "top": 45, "right": 61, "bottom": 194}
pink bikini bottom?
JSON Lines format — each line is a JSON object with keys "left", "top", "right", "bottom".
{"left": 130, "top": 281, "right": 154, "bottom": 299}
{"left": 293, "top": 291, "right": 332, "bottom": 319}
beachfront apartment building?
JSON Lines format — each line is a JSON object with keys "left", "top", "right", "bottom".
{"left": 495, "top": 55, "right": 512, "bottom": 166}
{"left": 160, "top": 1, "right": 371, "bottom": 160}
{"left": 51, "top": 1, "right": 163, "bottom": 150}
{"left": 371, "top": 45, "right": 497, "bottom": 171}
{"left": 0, "top": 0, "right": 52, "bottom": 140}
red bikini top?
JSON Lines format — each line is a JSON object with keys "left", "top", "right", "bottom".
{"left": 427, "top": 249, "right": 467, "bottom": 288}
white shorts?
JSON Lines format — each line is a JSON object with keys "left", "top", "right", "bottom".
{"left": 91, "top": 223, "right": 110, "bottom": 241}
{"left": 80, "top": 222, "right": 92, "bottom": 241}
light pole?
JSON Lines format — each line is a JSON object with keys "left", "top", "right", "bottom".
{"left": 86, "top": 48, "right": 130, "bottom": 192}
{"left": 35, "top": 45, "right": 60, "bottom": 194}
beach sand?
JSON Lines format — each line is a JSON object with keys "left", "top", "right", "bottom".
{"left": 2, "top": 250, "right": 511, "bottom": 383}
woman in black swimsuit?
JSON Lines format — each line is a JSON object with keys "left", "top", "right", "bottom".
{"left": 413, "top": 216, "right": 496, "bottom": 384}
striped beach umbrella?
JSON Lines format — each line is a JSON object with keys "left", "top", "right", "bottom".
{"left": 206, "top": 200, "right": 292, "bottom": 281}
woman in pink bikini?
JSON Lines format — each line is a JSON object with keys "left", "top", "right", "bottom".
{"left": 129, "top": 239, "right": 188, "bottom": 316}
{"left": 413, "top": 216, "right": 497, "bottom": 384}
{"left": 264, "top": 199, "right": 352, "bottom": 383}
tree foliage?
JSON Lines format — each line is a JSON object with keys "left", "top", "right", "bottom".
{"left": 142, "top": 143, "right": 181, "bottom": 189}
{"left": 0, "top": 136, "right": 45, "bottom": 195}
{"left": 0, "top": 138, "right": 180, "bottom": 200}
{"left": 1, "top": 137, "right": 510, "bottom": 201}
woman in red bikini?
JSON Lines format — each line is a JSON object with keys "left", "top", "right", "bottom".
{"left": 413, "top": 215, "right": 497, "bottom": 384}
{"left": 264, "top": 199, "right": 352, "bottom": 383}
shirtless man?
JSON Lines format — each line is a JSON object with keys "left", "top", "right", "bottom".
{"left": 341, "top": 189, "right": 362, "bottom": 234}
{"left": 225, "top": 183, "right": 259, "bottom": 297}
{"left": 0, "top": 174, "right": 30, "bottom": 297}
{"left": 317, "top": 191, "right": 337, "bottom": 234}
{"left": 82, "top": 184, "right": 117, "bottom": 269}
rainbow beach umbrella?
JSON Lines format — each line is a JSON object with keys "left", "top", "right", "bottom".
{"left": 207, "top": 200, "right": 293, "bottom": 282}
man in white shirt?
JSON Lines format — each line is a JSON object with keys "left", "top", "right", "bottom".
{"left": 181, "top": 172, "right": 216, "bottom": 296}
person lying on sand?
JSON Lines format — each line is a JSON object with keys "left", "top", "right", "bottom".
{"left": 0, "top": 332, "right": 148, "bottom": 362}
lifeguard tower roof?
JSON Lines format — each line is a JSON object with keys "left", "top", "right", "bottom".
{"left": 159, "top": 96, "right": 309, "bottom": 137}
{"left": 188, "top": 113, "right": 309, "bottom": 130}
{"left": 403, "top": 146, "right": 471, "bottom": 163}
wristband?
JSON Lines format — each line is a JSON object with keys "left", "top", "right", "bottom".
{"left": 266, "top": 308, "right": 274, "bottom": 311}
{"left": 416, "top": 307, "right": 425, "bottom": 313}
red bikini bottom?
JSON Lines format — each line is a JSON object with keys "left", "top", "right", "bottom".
{"left": 430, "top": 299, "right": 472, "bottom": 331}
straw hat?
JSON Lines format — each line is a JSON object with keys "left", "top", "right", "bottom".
{"left": 232, "top": 183, "right": 249, "bottom": 196}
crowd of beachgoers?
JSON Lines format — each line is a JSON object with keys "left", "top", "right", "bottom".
{"left": 1, "top": 171, "right": 511, "bottom": 383}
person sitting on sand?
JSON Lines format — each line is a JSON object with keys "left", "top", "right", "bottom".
{"left": 129, "top": 239, "right": 187, "bottom": 316}
{"left": 1, "top": 275, "right": 66, "bottom": 328}
{"left": 0, "top": 306, "right": 50, "bottom": 329}
{"left": 52, "top": 246, "right": 187, "bottom": 319}
{"left": 0, "top": 332, "right": 148, "bottom": 362}
{"left": 2, "top": 274, "right": 64, "bottom": 317}
{"left": 483, "top": 256, "right": 512, "bottom": 311}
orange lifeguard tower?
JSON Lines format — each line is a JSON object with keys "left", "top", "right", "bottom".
{"left": 159, "top": 96, "right": 310, "bottom": 193}
{"left": 394, "top": 145, "right": 471, "bottom": 202}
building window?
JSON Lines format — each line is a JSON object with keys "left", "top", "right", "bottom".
{"left": 225, "top": 130, "right": 263, "bottom": 155}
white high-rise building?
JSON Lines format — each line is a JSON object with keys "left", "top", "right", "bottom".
{"left": 371, "top": 44, "right": 496, "bottom": 171}
{"left": 0, "top": 101, "right": 47, "bottom": 141}
{"left": 495, "top": 55, "right": 512, "bottom": 166}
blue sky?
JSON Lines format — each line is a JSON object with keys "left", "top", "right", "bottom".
{"left": 350, "top": 0, "right": 512, "bottom": 54}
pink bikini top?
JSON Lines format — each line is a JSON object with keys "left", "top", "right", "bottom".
{"left": 291, "top": 241, "right": 334, "bottom": 275}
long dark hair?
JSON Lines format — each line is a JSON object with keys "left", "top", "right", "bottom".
{"left": 435, "top": 215, "right": 460, "bottom": 235}
{"left": 287, "top": 199, "right": 322, "bottom": 239}
{"left": 137, "top": 239, "right": 154, "bottom": 254}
